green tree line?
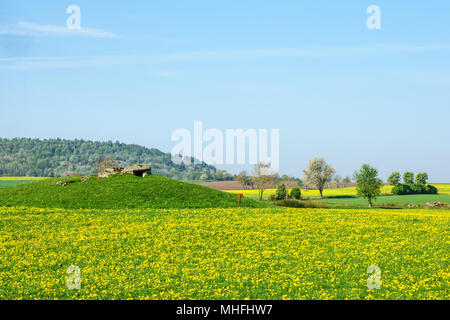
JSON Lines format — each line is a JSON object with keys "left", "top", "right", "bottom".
{"left": 0, "top": 138, "right": 234, "bottom": 181}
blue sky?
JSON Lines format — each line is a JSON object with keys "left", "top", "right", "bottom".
{"left": 1, "top": 0, "right": 449, "bottom": 181}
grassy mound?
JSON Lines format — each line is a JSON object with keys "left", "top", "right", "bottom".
{"left": 0, "top": 174, "right": 266, "bottom": 209}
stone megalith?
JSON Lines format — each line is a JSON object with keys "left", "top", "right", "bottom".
{"left": 122, "top": 164, "right": 152, "bottom": 177}
{"left": 98, "top": 167, "right": 123, "bottom": 179}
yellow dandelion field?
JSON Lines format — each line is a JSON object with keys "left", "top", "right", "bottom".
{"left": 0, "top": 206, "right": 448, "bottom": 300}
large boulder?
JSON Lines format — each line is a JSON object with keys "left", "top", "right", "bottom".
{"left": 122, "top": 164, "right": 152, "bottom": 177}
{"left": 425, "top": 201, "right": 448, "bottom": 208}
{"left": 56, "top": 181, "right": 71, "bottom": 186}
{"left": 98, "top": 167, "right": 123, "bottom": 179}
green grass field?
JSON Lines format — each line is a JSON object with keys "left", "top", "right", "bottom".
{"left": 0, "top": 175, "right": 265, "bottom": 209}
{"left": 1, "top": 177, "right": 448, "bottom": 208}
{"left": 0, "top": 180, "right": 36, "bottom": 189}
{"left": 0, "top": 206, "right": 448, "bottom": 300}
{"left": 321, "top": 194, "right": 450, "bottom": 207}
{"left": 0, "top": 177, "right": 47, "bottom": 189}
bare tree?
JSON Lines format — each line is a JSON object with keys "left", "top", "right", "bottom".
{"left": 303, "top": 158, "right": 335, "bottom": 199}
{"left": 236, "top": 171, "right": 254, "bottom": 190}
{"left": 252, "top": 162, "right": 278, "bottom": 201}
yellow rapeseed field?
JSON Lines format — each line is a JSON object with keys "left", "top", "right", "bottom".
{"left": 434, "top": 184, "right": 450, "bottom": 194}
{"left": 227, "top": 184, "right": 450, "bottom": 198}
{"left": 0, "top": 206, "right": 448, "bottom": 300}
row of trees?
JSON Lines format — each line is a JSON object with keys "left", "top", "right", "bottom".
{"left": 237, "top": 159, "right": 356, "bottom": 201}
{"left": 240, "top": 157, "right": 438, "bottom": 207}
{"left": 237, "top": 158, "right": 354, "bottom": 199}
{"left": 387, "top": 171, "right": 437, "bottom": 195}
{"left": 387, "top": 171, "right": 428, "bottom": 186}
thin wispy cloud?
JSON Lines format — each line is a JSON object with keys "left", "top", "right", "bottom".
{"left": 1, "top": 44, "right": 449, "bottom": 71}
{"left": 0, "top": 22, "right": 119, "bottom": 38}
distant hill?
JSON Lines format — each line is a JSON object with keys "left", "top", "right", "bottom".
{"left": 0, "top": 138, "right": 234, "bottom": 180}
{"left": 0, "top": 174, "right": 265, "bottom": 209}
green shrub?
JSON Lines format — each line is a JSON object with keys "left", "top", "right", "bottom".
{"left": 289, "top": 188, "right": 302, "bottom": 200}
{"left": 276, "top": 184, "right": 287, "bottom": 200}
{"left": 411, "top": 184, "right": 426, "bottom": 194}
{"left": 425, "top": 185, "right": 438, "bottom": 194}
{"left": 392, "top": 184, "right": 413, "bottom": 195}
{"left": 392, "top": 184, "right": 438, "bottom": 195}
{"left": 273, "top": 199, "right": 325, "bottom": 208}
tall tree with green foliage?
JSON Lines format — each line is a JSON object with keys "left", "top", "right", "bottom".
{"left": 403, "top": 172, "right": 415, "bottom": 185}
{"left": 355, "top": 164, "right": 383, "bottom": 207}
{"left": 387, "top": 172, "right": 401, "bottom": 186}
{"left": 303, "top": 158, "right": 335, "bottom": 199}
{"left": 415, "top": 172, "right": 428, "bottom": 186}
